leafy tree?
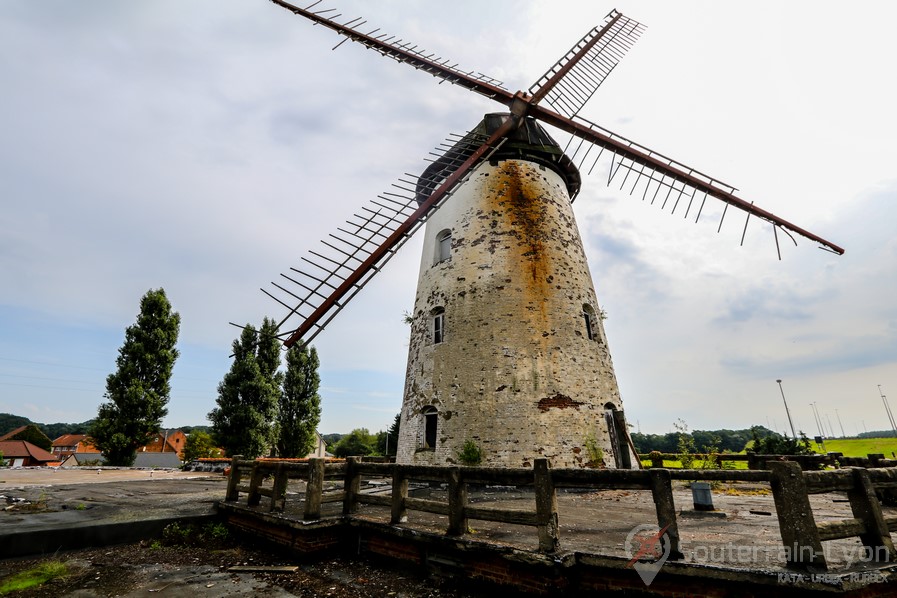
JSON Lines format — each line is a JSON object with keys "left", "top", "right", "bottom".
{"left": 183, "top": 430, "right": 223, "bottom": 462}
{"left": 89, "top": 288, "right": 180, "bottom": 466}
{"left": 332, "top": 428, "right": 375, "bottom": 458}
{"left": 5, "top": 424, "right": 52, "bottom": 452}
{"left": 208, "top": 319, "right": 281, "bottom": 459}
{"left": 276, "top": 345, "right": 322, "bottom": 458}
{"left": 322, "top": 433, "right": 343, "bottom": 446}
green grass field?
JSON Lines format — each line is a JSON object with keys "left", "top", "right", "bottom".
{"left": 638, "top": 437, "right": 897, "bottom": 469}
{"left": 810, "top": 437, "right": 897, "bottom": 458}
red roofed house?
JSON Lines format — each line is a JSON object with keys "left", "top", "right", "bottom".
{"left": 139, "top": 430, "right": 187, "bottom": 460}
{"left": 51, "top": 434, "right": 101, "bottom": 459}
{"left": 0, "top": 440, "right": 59, "bottom": 467}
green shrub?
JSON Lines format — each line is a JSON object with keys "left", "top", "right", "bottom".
{"left": 161, "top": 521, "right": 229, "bottom": 547}
{"left": 584, "top": 434, "right": 605, "bottom": 467}
{"left": 457, "top": 440, "right": 482, "bottom": 466}
{"left": 674, "top": 419, "right": 696, "bottom": 469}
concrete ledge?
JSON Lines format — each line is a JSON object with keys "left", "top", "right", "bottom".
{"left": 0, "top": 513, "right": 218, "bottom": 559}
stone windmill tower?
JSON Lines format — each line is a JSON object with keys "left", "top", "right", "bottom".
{"left": 397, "top": 116, "right": 630, "bottom": 468}
{"left": 260, "top": 2, "right": 844, "bottom": 468}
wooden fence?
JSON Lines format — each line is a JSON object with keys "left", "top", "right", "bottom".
{"left": 224, "top": 456, "right": 897, "bottom": 570}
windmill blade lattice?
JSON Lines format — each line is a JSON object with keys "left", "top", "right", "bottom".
{"left": 269, "top": 0, "right": 516, "bottom": 106}
{"left": 535, "top": 110, "right": 845, "bottom": 257}
{"left": 269, "top": 125, "right": 512, "bottom": 348}
{"left": 528, "top": 10, "right": 646, "bottom": 118}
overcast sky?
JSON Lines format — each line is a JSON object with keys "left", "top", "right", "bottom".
{"left": 1, "top": 1, "right": 895, "bottom": 440}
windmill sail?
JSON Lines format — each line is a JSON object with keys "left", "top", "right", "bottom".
{"left": 530, "top": 107, "right": 846, "bottom": 256}
{"left": 268, "top": 0, "right": 516, "bottom": 106}
{"left": 262, "top": 2, "right": 844, "bottom": 347}
{"left": 528, "top": 10, "right": 646, "bottom": 118}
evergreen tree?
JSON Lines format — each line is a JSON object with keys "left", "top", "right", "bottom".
{"left": 89, "top": 289, "right": 180, "bottom": 466}
{"left": 275, "top": 344, "right": 322, "bottom": 458}
{"left": 208, "top": 319, "right": 281, "bottom": 459}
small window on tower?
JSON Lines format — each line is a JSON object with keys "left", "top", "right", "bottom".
{"left": 422, "top": 406, "right": 438, "bottom": 449}
{"left": 432, "top": 307, "right": 445, "bottom": 344}
{"left": 435, "top": 229, "right": 452, "bottom": 264}
{"left": 582, "top": 304, "right": 597, "bottom": 341}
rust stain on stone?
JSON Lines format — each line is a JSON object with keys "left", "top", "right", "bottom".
{"left": 537, "top": 393, "right": 583, "bottom": 412}
{"left": 485, "top": 161, "right": 554, "bottom": 326}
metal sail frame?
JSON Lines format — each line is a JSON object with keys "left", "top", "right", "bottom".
{"left": 260, "top": 0, "right": 845, "bottom": 348}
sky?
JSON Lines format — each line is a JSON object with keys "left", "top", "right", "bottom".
{"left": 1, "top": 1, "right": 895, "bottom": 439}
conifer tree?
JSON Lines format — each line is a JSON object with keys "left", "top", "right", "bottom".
{"left": 89, "top": 288, "right": 180, "bottom": 466}
{"left": 276, "top": 344, "right": 322, "bottom": 458}
{"left": 208, "top": 318, "right": 281, "bottom": 458}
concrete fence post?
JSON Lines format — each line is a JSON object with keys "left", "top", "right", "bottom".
{"left": 533, "top": 458, "right": 560, "bottom": 553}
{"left": 390, "top": 467, "right": 409, "bottom": 524}
{"left": 343, "top": 456, "right": 361, "bottom": 515}
{"left": 446, "top": 467, "right": 468, "bottom": 536}
{"left": 247, "top": 461, "right": 263, "bottom": 507}
{"left": 769, "top": 460, "right": 826, "bottom": 569}
{"left": 304, "top": 458, "right": 325, "bottom": 520}
{"left": 847, "top": 468, "right": 896, "bottom": 562}
{"left": 270, "top": 462, "right": 288, "bottom": 512}
{"left": 648, "top": 468, "right": 682, "bottom": 560}
{"left": 225, "top": 455, "right": 243, "bottom": 502}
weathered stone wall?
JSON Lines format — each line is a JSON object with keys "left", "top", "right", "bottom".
{"left": 396, "top": 158, "right": 635, "bottom": 468}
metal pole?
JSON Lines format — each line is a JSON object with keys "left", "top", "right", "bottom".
{"left": 810, "top": 403, "right": 824, "bottom": 439}
{"left": 777, "top": 379, "right": 797, "bottom": 438}
{"left": 835, "top": 409, "right": 846, "bottom": 438}
{"left": 810, "top": 403, "right": 825, "bottom": 452}
{"left": 879, "top": 385, "right": 897, "bottom": 436}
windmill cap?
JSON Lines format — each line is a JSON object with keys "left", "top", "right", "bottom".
{"left": 415, "top": 113, "right": 582, "bottom": 204}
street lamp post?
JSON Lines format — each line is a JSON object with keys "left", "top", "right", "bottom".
{"left": 813, "top": 403, "right": 825, "bottom": 438}
{"left": 777, "top": 379, "right": 797, "bottom": 438}
{"left": 879, "top": 385, "right": 897, "bottom": 436}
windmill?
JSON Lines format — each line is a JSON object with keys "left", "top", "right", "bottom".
{"left": 258, "top": 1, "right": 844, "bottom": 468}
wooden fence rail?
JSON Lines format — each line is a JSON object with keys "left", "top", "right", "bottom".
{"left": 224, "top": 456, "right": 897, "bottom": 571}
{"left": 639, "top": 451, "right": 897, "bottom": 471}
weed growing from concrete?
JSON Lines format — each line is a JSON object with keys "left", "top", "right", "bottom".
{"left": 0, "top": 561, "right": 68, "bottom": 594}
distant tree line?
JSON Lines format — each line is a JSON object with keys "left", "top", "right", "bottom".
{"left": 0, "top": 414, "right": 93, "bottom": 442}
{"left": 858, "top": 430, "right": 897, "bottom": 439}
{"left": 631, "top": 426, "right": 781, "bottom": 454}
